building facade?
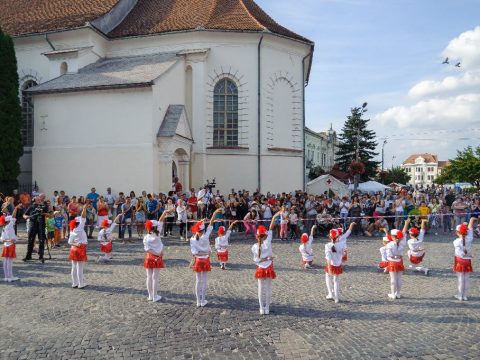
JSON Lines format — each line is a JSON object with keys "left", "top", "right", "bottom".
{"left": 305, "top": 126, "right": 337, "bottom": 180}
{"left": 401, "top": 153, "right": 449, "bottom": 187}
{"left": 1, "top": 0, "right": 314, "bottom": 196}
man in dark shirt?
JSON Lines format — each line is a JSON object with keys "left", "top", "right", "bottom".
{"left": 23, "top": 193, "right": 49, "bottom": 262}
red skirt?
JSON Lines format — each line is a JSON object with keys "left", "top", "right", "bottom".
{"left": 144, "top": 253, "right": 165, "bottom": 269}
{"left": 255, "top": 264, "right": 276, "bottom": 279}
{"left": 409, "top": 254, "right": 424, "bottom": 265}
{"left": 69, "top": 244, "right": 87, "bottom": 262}
{"left": 100, "top": 242, "right": 113, "bottom": 254}
{"left": 453, "top": 256, "right": 473, "bottom": 273}
{"left": 378, "top": 261, "right": 388, "bottom": 269}
{"left": 193, "top": 257, "right": 211, "bottom": 272}
{"left": 2, "top": 243, "right": 16, "bottom": 258}
{"left": 217, "top": 250, "right": 228, "bottom": 262}
{"left": 387, "top": 259, "right": 405, "bottom": 272}
{"left": 324, "top": 264, "right": 343, "bottom": 275}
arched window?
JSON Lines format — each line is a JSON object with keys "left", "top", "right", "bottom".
{"left": 21, "top": 80, "right": 37, "bottom": 147}
{"left": 213, "top": 78, "right": 238, "bottom": 147}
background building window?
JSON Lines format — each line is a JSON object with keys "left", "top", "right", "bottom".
{"left": 213, "top": 78, "right": 238, "bottom": 147}
{"left": 21, "top": 80, "right": 37, "bottom": 147}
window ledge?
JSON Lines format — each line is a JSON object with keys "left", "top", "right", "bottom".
{"left": 268, "top": 147, "right": 302, "bottom": 153}
{"left": 207, "top": 146, "right": 249, "bottom": 150}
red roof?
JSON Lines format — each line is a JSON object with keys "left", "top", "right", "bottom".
{"left": 402, "top": 153, "right": 438, "bottom": 165}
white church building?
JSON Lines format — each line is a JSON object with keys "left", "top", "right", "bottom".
{"left": 1, "top": 0, "right": 314, "bottom": 195}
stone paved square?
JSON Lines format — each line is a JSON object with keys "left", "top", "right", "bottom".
{"left": 0, "top": 231, "right": 478, "bottom": 359}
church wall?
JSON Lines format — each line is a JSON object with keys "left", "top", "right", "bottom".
{"left": 31, "top": 88, "right": 155, "bottom": 196}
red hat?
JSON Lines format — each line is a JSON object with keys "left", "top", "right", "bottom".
{"left": 69, "top": 219, "right": 77, "bottom": 231}
{"left": 337, "top": 227, "right": 343, "bottom": 235}
{"left": 456, "top": 224, "right": 468, "bottom": 235}
{"left": 217, "top": 226, "right": 226, "bottom": 236}
{"left": 0, "top": 216, "right": 5, "bottom": 226}
{"left": 257, "top": 225, "right": 267, "bottom": 236}
{"left": 409, "top": 227, "right": 419, "bottom": 236}
{"left": 329, "top": 229, "right": 339, "bottom": 239}
{"left": 391, "top": 229, "right": 403, "bottom": 239}
{"left": 192, "top": 221, "right": 205, "bottom": 233}
{"left": 101, "top": 219, "right": 111, "bottom": 228}
{"left": 300, "top": 233, "right": 309, "bottom": 243}
{"left": 145, "top": 220, "right": 153, "bottom": 232}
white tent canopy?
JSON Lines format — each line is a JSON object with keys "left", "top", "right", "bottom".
{"left": 349, "top": 180, "right": 391, "bottom": 193}
{"left": 307, "top": 175, "right": 350, "bottom": 198}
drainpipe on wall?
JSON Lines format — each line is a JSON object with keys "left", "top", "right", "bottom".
{"left": 302, "top": 46, "right": 313, "bottom": 191}
{"left": 257, "top": 34, "right": 264, "bottom": 192}
{"left": 44, "top": 33, "right": 55, "bottom": 50}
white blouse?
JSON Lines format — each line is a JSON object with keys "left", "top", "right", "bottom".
{"left": 190, "top": 225, "right": 213, "bottom": 259}
{"left": 386, "top": 235, "right": 407, "bottom": 262}
{"left": 215, "top": 230, "right": 232, "bottom": 252}
{"left": 0, "top": 218, "right": 17, "bottom": 243}
{"left": 299, "top": 235, "right": 314, "bottom": 261}
{"left": 251, "top": 230, "right": 273, "bottom": 268}
{"left": 143, "top": 233, "right": 164, "bottom": 255}
{"left": 97, "top": 222, "right": 117, "bottom": 243}
{"left": 407, "top": 229, "right": 425, "bottom": 256}
{"left": 68, "top": 218, "right": 88, "bottom": 245}
{"left": 325, "top": 241, "right": 345, "bottom": 267}
{"left": 453, "top": 229, "right": 473, "bottom": 259}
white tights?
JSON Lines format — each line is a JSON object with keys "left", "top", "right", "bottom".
{"left": 457, "top": 272, "right": 470, "bottom": 298}
{"left": 389, "top": 271, "right": 402, "bottom": 296}
{"left": 100, "top": 252, "right": 112, "bottom": 261}
{"left": 2, "top": 258, "right": 14, "bottom": 279}
{"left": 257, "top": 279, "right": 272, "bottom": 311}
{"left": 195, "top": 272, "right": 209, "bottom": 305}
{"left": 325, "top": 273, "right": 340, "bottom": 300}
{"left": 71, "top": 261, "right": 85, "bottom": 287}
{"left": 146, "top": 268, "right": 161, "bottom": 300}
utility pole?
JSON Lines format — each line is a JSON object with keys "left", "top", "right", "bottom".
{"left": 381, "top": 139, "right": 387, "bottom": 183}
{"left": 353, "top": 103, "right": 367, "bottom": 191}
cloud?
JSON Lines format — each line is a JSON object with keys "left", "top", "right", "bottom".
{"left": 373, "top": 93, "right": 480, "bottom": 129}
{"left": 408, "top": 71, "right": 480, "bottom": 98}
{"left": 442, "top": 26, "right": 480, "bottom": 69}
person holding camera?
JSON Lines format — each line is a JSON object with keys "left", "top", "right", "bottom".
{"left": 23, "top": 194, "right": 49, "bottom": 263}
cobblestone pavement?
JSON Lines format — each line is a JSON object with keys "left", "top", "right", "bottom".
{"left": 0, "top": 230, "right": 478, "bottom": 359}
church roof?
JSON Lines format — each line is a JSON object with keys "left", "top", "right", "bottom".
{"left": 108, "top": 0, "right": 311, "bottom": 43}
{"left": 27, "top": 52, "right": 178, "bottom": 94}
{"left": 0, "top": 0, "right": 312, "bottom": 43}
{"left": 0, "top": 0, "right": 119, "bottom": 36}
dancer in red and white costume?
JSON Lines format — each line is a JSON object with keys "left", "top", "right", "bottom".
{"left": 325, "top": 228, "right": 348, "bottom": 303}
{"left": 97, "top": 213, "right": 122, "bottom": 263}
{"left": 190, "top": 208, "right": 222, "bottom": 307}
{"left": 1, "top": 204, "right": 22, "bottom": 282}
{"left": 337, "top": 223, "right": 355, "bottom": 266}
{"left": 252, "top": 211, "right": 280, "bottom": 315}
{"left": 143, "top": 209, "right": 174, "bottom": 302}
{"left": 299, "top": 225, "right": 316, "bottom": 269}
{"left": 378, "top": 234, "right": 391, "bottom": 272}
{"left": 384, "top": 228, "right": 406, "bottom": 299}
{"left": 405, "top": 218, "right": 429, "bottom": 275}
{"left": 68, "top": 204, "right": 88, "bottom": 289}
{"left": 215, "top": 220, "right": 238, "bottom": 270}
{"left": 453, "top": 218, "right": 477, "bottom": 301}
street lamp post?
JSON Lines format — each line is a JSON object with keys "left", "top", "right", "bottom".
{"left": 381, "top": 139, "right": 387, "bottom": 183}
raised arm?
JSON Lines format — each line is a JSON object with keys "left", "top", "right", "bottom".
{"left": 402, "top": 218, "right": 411, "bottom": 234}
{"left": 228, "top": 220, "right": 238, "bottom": 231}
{"left": 468, "top": 217, "right": 477, "bottom": 230}
{"left": 81, "top": 202, "right": 88, "bottom": 218}
{"left": 310, "top": 224, "right": 317, "bottom": 237}
{"left": 159, "top": 208, "right": 174, "bottom": 222}
{"left": 113, "top": 213, "right": 123, "bottom": 224}
{"left": 210, "top": 208, "right": 222, "bottom": 224}
{"left": 421, "top": 219, "right": 428, "bottom": 231}
{"left": 270, "top": 211, "right": 281, "bottom": 231}
{"left": 12, "top": 204, "right": 22, "bottom": 218}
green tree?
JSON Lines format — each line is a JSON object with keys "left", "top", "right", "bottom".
{"left": 435, "top": 146, "right": 480, "bottom": 187}
{"left": 308, "top": 165, "right": 325, "bottom": 181}
{"left": 335, "top": 103, "right": 379, "bottom": 180}
{"left": 0, "top": 28, "right": 23, "bottom": 193}
{"left": 378, "top": 167, "right": 411, "bottom": 185}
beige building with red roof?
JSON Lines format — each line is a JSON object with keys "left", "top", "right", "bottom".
{"left": 401, "top": 153, "right": 450, "bottom": 187}
{"left": 1, "top": 0, "right": 314, "bottom": 195}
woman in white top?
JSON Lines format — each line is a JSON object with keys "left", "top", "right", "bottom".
{"left": 215, "top": 220, "right": 238, "bottom": 270}
{"left": 405, "top": 218, "right": 429, "bottom": 275}
{"left": 299, "top": 225, "right": 316, "bottom": 269}
{"left": 453, "top": 218, "right": 476, "bottom": 301}
{"left": 252, "top": 211, "right": 280, "bottom": 315}
{"left": 384, "top": 228, "right": 407, "bottom": 300}
{"left": 1, "top": 204, "right": 22, "bottom": 282}
{"left": 143, "top": 209, "right": 173, "bottom": 302}
{"left": 68, "top": 205, "right": 88, "bottom": 289}
{"left": 97, "top": 213, "right": 122, "bottom": 262}
{"left": 325, "top": 228, "right": 347, "bottom": 303}
{"left": 190, "top": 208, "right": 222, "bottom": 307}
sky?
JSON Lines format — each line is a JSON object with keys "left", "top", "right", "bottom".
{"left": 256, "top": 0, "right": 480, "bottom": 167}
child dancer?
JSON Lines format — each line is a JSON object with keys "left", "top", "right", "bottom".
{"left": 325, "top": 228, "right": 346, "bottom": 303}
{"left": 143, "top": 209, "right": 173, "bottom": 302}
{"left": 385, "top": 228, "right": 406, "bottom": 299}
{"left": 252, "top": 211, "right": 280, "bottom": 315}
{"left": 215, "top": 220, "right": 238, "bottom": 269}
{"left": 337, "top": 223, "right": 355, "bottom": 265}
{"left": 97, "top": 213, "right": 122, "bottom": 262}
{"left": 299, "top": 225, "right": 316, "bottom": 269}
{"left": 190, "top": 208, "right": 222, "bottom": 307}
{"left": 405, "top": 218, "right": 429, "bottom": 275}
{"left": 1, "top": 204, "right": 22, "bottom": 282}
{"left": 453, "top": 218, "right": 477, "bottom": 301}
{"left": 68, "top": 204, "right": 88, "bottom": 289}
